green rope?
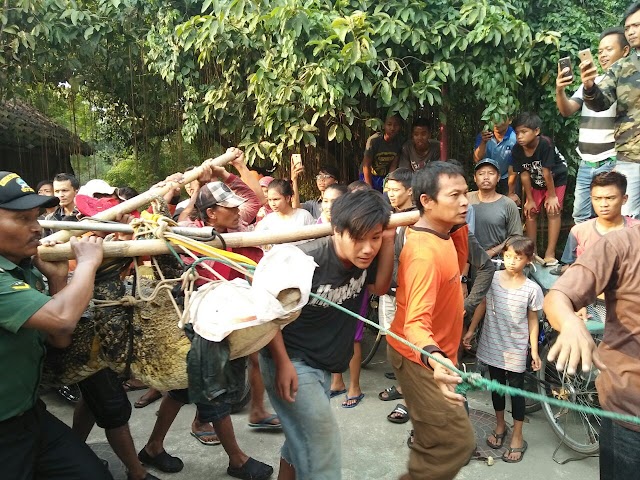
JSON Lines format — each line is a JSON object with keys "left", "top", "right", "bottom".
{"left": 162, "top": 239, "right": 186, "bottom": 269}
{"left": 309, "top": 292, "right": 640, "bottom": 427}
{"left": 172, "top": 254, "right": 640, "bottom": 427}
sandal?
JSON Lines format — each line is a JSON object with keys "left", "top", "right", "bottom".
{"left": 122, "top": 379, "right": 147, "bottom": 392}
{"left": 248, "top": 414, "right": 282, "bottom": 430}
{"left": 190, "top": 429, "right": 221, "bottom": 446}
{"left": 502, "top": 440, "right": 528, "bottom": 463}
{"left": 329, "top": 388, "right": 347, "bottom": 398}
{"left": 387, "top": 404, "right": 410, "bottom": 424}
{"left": 342, "top": 393, "right": 365, "bottom": 408}
{"left": 486, "top": 428, "right": 509, "bottom": 449}
{"left": 549, "top": 264, "right": 564, "bottom": 276}
{"left": 227, "top": 457, "right": 274, "bottom": 480}
{"left": 407, "top": 429, "right": 414, "bottom": 449}
{"left": 378, "top": 385, "right": 404, "bottom": 401}
{"left": 138, "top": 448, "right": 184, "bottom": 473}
{"left": 134, "top": 389, "right": 163, "bottom": 408}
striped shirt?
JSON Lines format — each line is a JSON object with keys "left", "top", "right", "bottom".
{"left": 572, "top": 75, "right": 617, "bottom": 162}
{"left": 476, "top": 272, "right": 543, "bottom": 373}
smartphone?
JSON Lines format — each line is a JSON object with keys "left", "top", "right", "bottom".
{"left": 578, "top": 49, "right": 595, "bottom": 67}
{"left": 291, "top": 154, "right": 303, "bottom": 169}
{"left": 558, "top": 56, "right": 572, "bottom": 78}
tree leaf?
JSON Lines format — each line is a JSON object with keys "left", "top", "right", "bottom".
{"left": 380, "top": 81, "right": 392, "bottom": 104}
{"left": 328, "top": 123, "right": 337, "bottom": 141}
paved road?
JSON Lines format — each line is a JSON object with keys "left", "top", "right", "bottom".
{"left": 45, "top": 344, "right": 599, "bottom": 479}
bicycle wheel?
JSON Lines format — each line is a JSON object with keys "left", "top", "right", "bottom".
{"left": 538, "top": 342, "right": 601, "bottom": 454}
{"left": 360, "top": 296, "right": 383, "bottom": 368}
{"left": 523, "top": 371, "right": 542, "bottom": 414}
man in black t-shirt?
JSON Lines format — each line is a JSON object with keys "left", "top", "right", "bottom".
{"left": 261, "top": 190, "right": 395, "bottom": 480}
{"left": 508, "top": 112, "right": 568, "bottom": 265}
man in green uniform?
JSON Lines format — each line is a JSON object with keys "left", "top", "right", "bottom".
{"left": 0, "top": 171, "right": 112, "bottom": 480}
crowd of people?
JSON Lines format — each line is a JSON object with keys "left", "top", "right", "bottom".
{"left": 2, "top": 4, "right": 640, "bottom": 480}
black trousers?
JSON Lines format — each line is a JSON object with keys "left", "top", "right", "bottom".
{"left": 600, "top": 417, "right": 640, "bottom": 480}
{"left": 487, "top": 365, "right": 526, "bottom": 421}
{"left": 0, "top": 401, "right": 113, "bottom": 480}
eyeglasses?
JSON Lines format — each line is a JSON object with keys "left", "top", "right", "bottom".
{"left": 315, "top": 174, "right": 335, "bottom": 181}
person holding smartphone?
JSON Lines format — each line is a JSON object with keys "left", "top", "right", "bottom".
{"left": 472, "top": 118, "right": 517, "bottom": 197}
{"left": 556, "top": 27, "right": 629, "bottom": 224}
{"left": 580, "top": 2, "right": 640, "bottom": 220}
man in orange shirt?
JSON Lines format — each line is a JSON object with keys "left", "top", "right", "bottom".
{"left": 388, "top": 161, "right": 475, "bottom": 480}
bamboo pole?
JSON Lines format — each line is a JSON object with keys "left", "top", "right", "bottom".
{"left": 39, "top": 220, "right": 217, "bottom": 238}
{"left": 37, "top": 211, "right": 421, "bottom": 262}
{"left": 40, "top": 149, "right": 239, "bottom": 244}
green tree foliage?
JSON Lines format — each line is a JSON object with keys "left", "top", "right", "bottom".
{"left": 1, "top": 0, "right": 628, "bottom": 176}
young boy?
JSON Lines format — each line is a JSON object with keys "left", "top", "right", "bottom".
{"left": 509, "top": 112, "right": 568, "bottom": 264}
{"left": 394, "top": 118, "right": 440, "bottom": 172}
{"left": 562, "top": 171, "right": 638, "bottom": 264}
{"left": 386, "top": 167, "right": 414, "bottom": 212}
{"left": 261, "top": 189, "right": 395, "bottom": 479}
{"left": 362, "top": 114, "right": 404, "bottom": 191}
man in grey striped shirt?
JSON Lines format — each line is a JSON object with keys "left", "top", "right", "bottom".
{"left": 556, "top": 27, "right": 630, "bottom": 223}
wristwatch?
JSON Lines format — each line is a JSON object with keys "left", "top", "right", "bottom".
{"left": 460, "top": 275, "right": 468, "bottom": 284}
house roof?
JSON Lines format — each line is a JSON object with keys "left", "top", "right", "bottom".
{"left": 0, "top": 99, "right": 93, "bottom": 155}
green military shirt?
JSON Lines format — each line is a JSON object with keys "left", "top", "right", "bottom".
{"left": 0, "top": 255, "right": 51, "bottom": 421}
{"left": 583, "top": 53, "right": 640, "bottom": 163}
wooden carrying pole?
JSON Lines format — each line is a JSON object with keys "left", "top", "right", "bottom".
{"left": 38, "top": 220, "right": 218, "bottom": 238}
{"left": 37, "top": 211, "right": 421, "bottom": 262}
{"left": 40, "top": 149, "right": 239, "bottom": 244}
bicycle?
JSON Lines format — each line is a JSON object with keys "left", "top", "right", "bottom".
{"left": 360, "top": 295, "right": 384, "bottom": 367}
{"left": 526, "top": 262, "right": 605, "bottom": 455}
{"left": 535, "top": 301, "right": 605, "bottom": 455}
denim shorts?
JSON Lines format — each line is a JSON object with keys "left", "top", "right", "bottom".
{"left": 168, "top": 388, "right": 231, "bottom": 423}
{"left": 260, "top": 354, "right": 341, "bottom": 480}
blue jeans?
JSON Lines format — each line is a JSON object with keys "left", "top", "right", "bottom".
{"left": 572, "top": 159, "right": 615, "bottom": 223}
{"left": 614, "top": 160, "right": 640, "bottom": 219}
{"left": 600, "top": 417, "right": 640, "bottom": 480}
{"left": 260, "top": 355, "right": 341, "bottom": 480}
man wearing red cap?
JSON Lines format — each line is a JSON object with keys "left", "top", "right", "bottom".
{"left": 0, "top": 171, "right": 111, "bottom": 479}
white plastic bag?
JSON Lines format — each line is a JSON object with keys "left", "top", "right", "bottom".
{"left": 187, "top": 245, "right": 317, "bottom": 357}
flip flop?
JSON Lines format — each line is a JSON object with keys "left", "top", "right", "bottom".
{"left": 342, "top": 393, "right": 365, "bottom": 408}
{"left": 486, "top": 428, "right": 509, "bottom": 449}
{"left": 122, "top": 380, "right": 147, "bottom": 392}
{"left": 134, "top": 389, "right": 163, "bottom": 408}
{"left": 534, "top": 254, "right": 546, "bottom": 265}
{"left": 549, "top": 264, "right": 564, "bottom": 276}
{"left": 502, "top": 440, "right": 528, "bottom": 463}
{"left": 543, "top": 258, "right": 559, "bottom": 267}
{"left": 378, "top": 385, "right": 404, "bottom": 401}
{"left": 384, "top": 372, "right": 396, "bottom": 380}
{"left": 387, "top": 404, "right": 410, "bottom": 424}
{"left": 248, "top": 414, "right": 282, "bottom": 430}
{"left": 407, "top": 430, "right": 414, "bottom": 449}
{"left": 190, "top": 430, "right": 221, "bottom": 446}
{"left": 329, "top": 388, "right": 347, "bottom": 398}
